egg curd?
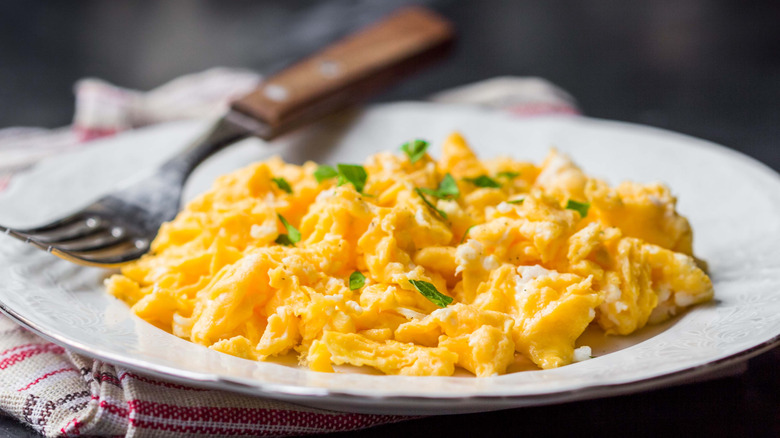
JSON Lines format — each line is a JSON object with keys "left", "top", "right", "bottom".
{"left": 105, "top": 133, "right": 713, "bottom": 377}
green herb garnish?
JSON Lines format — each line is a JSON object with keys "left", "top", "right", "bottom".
{"left": 419, "top": 173, "right": 460, "bottom": 199}
{"left": 275, "top": 214, "right": 301, "bottom": 246}
{"left": 272, "top": 177, "right": 293, "bottom": 194}
{"left": 400, "top": 139, "right": 429, "bottom": 164}
{"left": 336, "top": 164, "right": 368, "bottom": 193}
{"left": 460, "top": 225, "right": 476, "bottom": 243}
{"left": 438, "top": 173, "right": 459, "bottom": 198}
{"left": 315, "top": 163, "right": 369, "bottom": 193}
{"left": 408, "top": 280, "right": 453, "bottom": 308}
{"left": 274, "top": 234, "right": 295, "bottom": 246}
{"left": 464, "top": 175, "right": 501, "bottom": 188}
{"left": 508, "top": 198, "right": 524, "bottom": 205}
{"left": 565, "top": 199, "right": 591, "bottom": 218}
{"left": 497, "top": 171, "right": 520, "bottom": 180}
{"left": 415, "top": 188, "right": 448, "bottom": 219}
{"left": 349, "top": 271, "right": 366, "bottom": 290}
{"left": 314, "top": 165, "right": 338, "bottom": 183}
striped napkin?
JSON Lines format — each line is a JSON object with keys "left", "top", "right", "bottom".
{"left": 0, "top": 70, "right": 578, "bottom": 437}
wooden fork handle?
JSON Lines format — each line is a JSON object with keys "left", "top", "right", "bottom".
{"left": 230, "top": 6, "right": 455, "bottom": 140}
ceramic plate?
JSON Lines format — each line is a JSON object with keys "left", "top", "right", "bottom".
{"left": 1, "top": 103, "right": 778, "bottom": 415}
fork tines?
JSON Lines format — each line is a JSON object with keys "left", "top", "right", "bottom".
{"left": 1, "top": 214, "right": 150, "bottom": 267}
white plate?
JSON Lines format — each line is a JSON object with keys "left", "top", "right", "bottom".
{"left": 1, "top": 103, "right": 779, "bottom": 415}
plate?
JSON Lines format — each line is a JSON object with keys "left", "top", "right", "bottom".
{"left": 1, "top": 103, "right": 779, "bottom": 415}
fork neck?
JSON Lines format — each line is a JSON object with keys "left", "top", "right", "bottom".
{"left": 158, "top": 111, "right": 267, "bottom": 181}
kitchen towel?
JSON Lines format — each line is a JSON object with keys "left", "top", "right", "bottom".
{"left": 0, "top": 69, "right": 578, "bottom": 437}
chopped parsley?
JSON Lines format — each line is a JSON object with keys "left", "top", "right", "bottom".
{"left": 460, "top": 225, "right": 476, "bottom": 243}
{"left": 271, "top": 177, "right": 293, "bottom": 194}
{"left": 464, "top": 175, "right": 501, "bottom": 188}
{"left": 314, "top": 163, "right": 369, "bottom": 193}
{"left": 336, "top": 164, "right": 368, "bottom": 193}
{"left": 349, "top": 271, "right": 366, "bottom": 290}
{"left": 314, "top": 165, "right": 338, "bottom": 183}
{"left": 275, "top": 214, "right": 301, "bottom": 246}
{"left": 497, "top": 171, "right": 520, "bottom": 180}
{"left": 565, "top": 199, "right": 591, "bottom": 218}
{"left": 409, "top": 280, "right": 453, "bottom": 308}
{"left": 400, "top": 139, "right": 429, "bottom": 164}
{"left": 415, "top": 188, "right": 448, "bottom": 219}
{"left": 419, "top": 173, "right": 459, "bottom": 199}
{"left": 508, "top": 198, "right": 525, "bottom": 205}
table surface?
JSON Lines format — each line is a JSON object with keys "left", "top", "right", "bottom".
{"left": 0, "top": 1, "right": 778, "bottom": 437}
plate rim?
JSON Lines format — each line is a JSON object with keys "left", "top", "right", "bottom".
{"left": 1, "top": 103, "right": 779, "bottom": 414}
{"left": 1, "top": 302, "right": 777, "bottom": 414}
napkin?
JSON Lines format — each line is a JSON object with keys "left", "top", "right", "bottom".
{"left": 0, "top": 70, "right": 578, "bottom": 437}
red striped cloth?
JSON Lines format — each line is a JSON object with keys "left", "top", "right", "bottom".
{"left": 0, "top": 71, "right": 578, "bottom": 437}
{"left": 0, "top": 317, "right": 407, "bottom": 436}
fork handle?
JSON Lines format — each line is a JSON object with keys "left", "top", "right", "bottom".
{"left": 160, "top": 7, "right": 454, "bottom": 181}
{"left": 230, "top": 6, "right": 455, "bottom": 139}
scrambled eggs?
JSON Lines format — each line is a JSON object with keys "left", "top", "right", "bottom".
{"left": 106, "top": 133, "right": 713, "bottom": 377}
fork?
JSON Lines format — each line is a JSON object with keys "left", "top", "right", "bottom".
{"left": 0, "top": 7, "right": 454, "bottom": 267}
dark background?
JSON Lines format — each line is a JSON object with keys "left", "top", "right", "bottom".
{"left": 0, "top": 1, "right": 778, "bottom": 437}
{"left": 1, "top": 0, "right": 779, "bottom": 171}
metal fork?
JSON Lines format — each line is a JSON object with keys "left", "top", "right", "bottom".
{"left": 0, "top": 113, "right": 260, "bottom": 266}
{"left": 0, "top": 7, "right": 454, "bottom": 267}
